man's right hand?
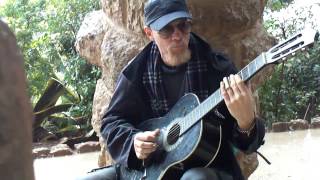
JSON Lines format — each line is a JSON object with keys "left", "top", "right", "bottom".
{"left": 133, "top": 129, "right": 160, "bottom": 159}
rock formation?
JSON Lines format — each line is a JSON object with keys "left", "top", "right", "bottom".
{"left": 75, "top": 0, "right": 276, "bottom": 178}
{"left": 0, "top": 20, "right": 34, "bottom": 180}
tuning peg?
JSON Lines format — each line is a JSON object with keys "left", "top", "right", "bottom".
{"left": 282, "top": 57, "right": 286, "bottom": 61}
{"left": 292, "top": 52, "right": 296, "bottom": 56}
{"left": 301, "top": 48, "right": 306, "bottom": 51}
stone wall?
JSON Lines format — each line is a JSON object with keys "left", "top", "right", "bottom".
{"left": 272, "top": 118, "right": 320, "bottom": 132}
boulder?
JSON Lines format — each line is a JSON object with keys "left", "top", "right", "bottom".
{"left": 75, "top": 141, "right": 101, "bottom": 153}
{"left": 75, "top": 10, "right": 107, "bottom": 67}
{"left": 32, "top": 147, "right": 51, "bottom": 159}
{"left": 236, "top": 151, "right": 259, "bottom": 179}
{"left": 310, "top": 117, "right": 320, "bottom": 129}
{"left": 289, "top": 119, "right": 309, "bottom": 130}
{"left": 272, "top": 122, "right": 290, "bottom": 132}
{"left": 50, "top": 144, "right": 73, "bottom": 157}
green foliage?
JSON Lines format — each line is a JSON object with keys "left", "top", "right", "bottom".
{"left": 260, "top": 2, "right": 320, "bottom": 127}
{"left": 0, "top": 0, "right": 101, "bottom": 133}
{"left": 258, "top": 43, "right": 320, "bottom": 126}
{"left": 266, "top": 0, "right": 294, "bottom": 11}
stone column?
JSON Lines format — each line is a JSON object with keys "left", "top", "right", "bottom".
{"left": 0, "top": 20, "right": 34, "bottom": 180}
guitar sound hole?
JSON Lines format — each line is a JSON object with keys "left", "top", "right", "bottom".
{"left": 167, "top": 123, "right": 180, "bottom": 145}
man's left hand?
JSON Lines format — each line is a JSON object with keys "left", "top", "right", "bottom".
{"left": 220, "top": 74, "right": 255, "bottom": 130}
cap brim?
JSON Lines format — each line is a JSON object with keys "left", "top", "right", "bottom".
{"left": 149, "top": 11, "right": 192, "bottom": 31}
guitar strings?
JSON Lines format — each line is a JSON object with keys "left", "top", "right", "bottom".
{"left": 167, "top": 115, "right": 198, "bottom": 143}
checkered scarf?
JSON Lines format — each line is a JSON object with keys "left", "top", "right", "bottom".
{"left": 142, "top": 36, "right": 209, "bottom": 117}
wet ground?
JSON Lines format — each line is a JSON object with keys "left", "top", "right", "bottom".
{"left": 250, "top": 129, "right": 320, "bottom": 180}
{"left": 34, "top": 129, "right": 320, "bottom": 180}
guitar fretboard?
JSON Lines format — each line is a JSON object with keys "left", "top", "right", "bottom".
{"left": 179, "top": 53, "right": 267, "bottom": 135}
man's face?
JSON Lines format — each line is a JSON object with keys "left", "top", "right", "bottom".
{"left": 144, "top": 18, "right": 192, "bottom": 66}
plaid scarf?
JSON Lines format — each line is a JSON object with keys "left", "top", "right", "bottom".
{"left": 142, "top": 36, "right": 209, "bottom": 117}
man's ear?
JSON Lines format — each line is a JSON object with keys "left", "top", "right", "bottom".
{"left": 144, "top": 27, "right": 154, "bottom": 41}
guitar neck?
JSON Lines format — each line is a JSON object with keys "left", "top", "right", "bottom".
{"left": 180, "top": 53, "right": 267, "bottom": 134}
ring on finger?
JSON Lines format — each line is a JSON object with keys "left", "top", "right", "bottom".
{"left": 223, "top": 78, "right": 230, "bottom": 89}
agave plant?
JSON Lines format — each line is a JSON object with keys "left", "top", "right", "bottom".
{"left": 32, "top": 77, "right": 83, "bottom": 142}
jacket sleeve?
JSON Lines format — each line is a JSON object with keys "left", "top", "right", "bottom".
{"left": 231, "top": 117, "right": 265, "bottom": 153}
{"left": 100, "top": 73, "right": 150, "bottom": 169}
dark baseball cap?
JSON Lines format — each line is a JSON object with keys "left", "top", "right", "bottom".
{"left": 144, "top": 0, "right": 192, "bottom": 31}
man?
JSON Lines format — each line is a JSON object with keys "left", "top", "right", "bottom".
{"left": 77, "top": 0, "right": 265, "bottom": 179}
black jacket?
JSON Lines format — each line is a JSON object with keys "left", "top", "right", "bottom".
{"left": 100, "top": 33, "right": 265, "bottom": 179}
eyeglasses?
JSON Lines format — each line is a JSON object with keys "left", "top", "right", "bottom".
{"left": 157, "top": 20, "right": 192, "bottom": 39}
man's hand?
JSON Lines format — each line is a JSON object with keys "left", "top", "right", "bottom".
{"left": 220, "top": 74, "right": 255, "bottom": 130}
{"left": 133, "top": 129, "right": 160, "bottom": 160}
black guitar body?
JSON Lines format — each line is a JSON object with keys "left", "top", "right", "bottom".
{"left": 120, "top": 93, "right": 222, "bottom": 180}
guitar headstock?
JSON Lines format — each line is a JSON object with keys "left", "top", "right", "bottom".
{"left": 265, "top": 29, "right": 319, "bottom": 64}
